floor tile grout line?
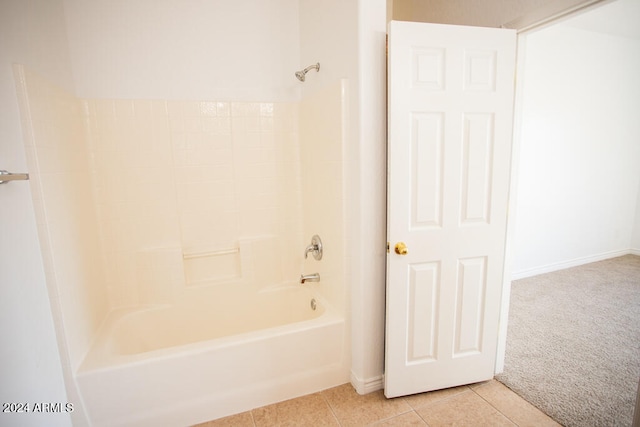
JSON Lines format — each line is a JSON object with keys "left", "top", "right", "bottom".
{"left": 402, "top": 385, "right": 472, "bottom": 412}
{"left": 364, "top": 407, "right": 421, "bottom": 426}
{"left": 413, "top": 408, "right": 433, "bottom": 427}
{"left": 319, "top": 390, "right": 345, "bottom": 426}
{"left": 320, "top": 386, "right": 422, "bottom": 427}
{"left": 400, "top": 385, "right": 514, "bottom": 427}
{"left": 469, "top": 384, "right": 520, "bottom": 427}
{"left": 394, "top": 386, "right": 478, "bottom": 426}
{"left": 492, "top": 380, "right": 563, "bottom": 426}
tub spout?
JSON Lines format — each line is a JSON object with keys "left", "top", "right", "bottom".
{"left": 300, "top": 273, "right": 320, "bottom": 284}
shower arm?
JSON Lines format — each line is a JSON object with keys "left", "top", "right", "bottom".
{"left": 301, "top": 63, "right": 320, "bottom": 74}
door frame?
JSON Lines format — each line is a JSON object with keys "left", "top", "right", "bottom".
{"left": 494, "top": 33, "right": 526, "bottom": 373}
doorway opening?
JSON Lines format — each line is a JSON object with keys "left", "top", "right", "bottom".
{"left": 500, "top": 0, "right": 640, "bottom": 425}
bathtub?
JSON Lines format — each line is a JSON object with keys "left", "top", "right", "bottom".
{"left": 76, "top": 285, "right": 347, "bottom": 427}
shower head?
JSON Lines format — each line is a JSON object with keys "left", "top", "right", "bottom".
{"left": 295, "top": 63, "right": 320, "bottom": 82}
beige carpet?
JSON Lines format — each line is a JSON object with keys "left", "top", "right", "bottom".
{"left": 497, "top": 255, "right": 640, "bottom": 427}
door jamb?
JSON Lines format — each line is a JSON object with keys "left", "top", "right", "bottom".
{"left": 495, "top": 32, "right": 527, "bottom": 373}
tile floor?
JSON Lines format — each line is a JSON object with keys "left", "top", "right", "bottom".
{"left": 194, "top": 379, "right": 561, "bottom": 426}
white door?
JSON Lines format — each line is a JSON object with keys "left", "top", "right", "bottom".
{"left": 385, "top": 21, "right": 516, "bottom": 398}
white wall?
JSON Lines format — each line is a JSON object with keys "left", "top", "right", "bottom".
{"left": 63, "top": 0, "right": 301, "bottom": 101}
{"left": 512, "top": 23, "right": 640, "bottom": 277}
{"left": 0, "top": 0, "right": 78, "bottom": 425}
{"left": 352, "top": 0, "right": 388, "bottom": 393}
{"left": 298, "top": 0, "right": 358, "bottom": 94}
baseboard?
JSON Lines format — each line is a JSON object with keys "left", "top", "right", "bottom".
{"left": 350, "top": 371, "right": 384, "bottom": 395}
{"left": 511, "top": 249, "right": 633, "bottom": 280}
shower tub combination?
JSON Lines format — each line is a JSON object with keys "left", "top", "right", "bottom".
{"left": 71, "top": 74, "right": 351, "bottom": 426}
{"left": 76, "top": 284, "right": 346, "bottom": 427}
{"left": 13, "top": 54, "right": 349, "bottom": 425}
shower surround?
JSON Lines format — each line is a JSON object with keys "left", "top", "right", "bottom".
{"left": 15, "top": 63, "right": 349, "bottom": 425}
{"left": 86, "top": 96, "right": 303, "bottom": 308}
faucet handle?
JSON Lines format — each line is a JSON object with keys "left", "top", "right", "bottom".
{"left": 304, "top": 235, "right": 323, "bottom": 260}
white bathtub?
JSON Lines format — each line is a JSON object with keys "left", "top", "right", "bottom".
{"left": 76, "top": 285, "right": 347, "bottom": 427}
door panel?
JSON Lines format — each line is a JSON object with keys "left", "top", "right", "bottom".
{"left": 385, "top": 21, "right": 516, "bottom": 398}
